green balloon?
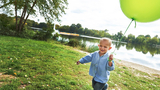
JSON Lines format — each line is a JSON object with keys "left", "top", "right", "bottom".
{"left": 120, "top": 0, "right": 160, "bottom": 22}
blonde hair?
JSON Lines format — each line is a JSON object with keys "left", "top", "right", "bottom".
{"left": 100, "top": 37, "right": 112, "bottom": 46}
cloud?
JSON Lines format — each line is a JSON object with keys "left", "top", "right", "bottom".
{"left": 71, "top": 9, "right": 86, "bottom": 13}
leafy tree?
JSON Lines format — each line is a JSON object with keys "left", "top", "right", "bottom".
{"left": 117, "top": 31, "right": 123, "bottom": 39}
{"left": 158, "top": 39, "right": 160, "bottom": 44}
{"left": 0, "top": 14, "right": 16, "bottom": 35}
{"left": 99, "top": 30, "right": 105, "bottom": 37}
{"left": 126, "top": 43, "right": 134, "bottom": 50}
{"left": 135, "top": 35, "right": 145, "bottom": 44}
{"left": 26, "top": 19, "right": 38, "bottom": 27}
{"left": 145, "top": 34, "right": 151, "bottom": 38}
{"left": 77, "top": 27, "right": 84, "bottom": 34}
{"left": 0, "top": 14, "right": 12, "bottom": 30}
{"left": 70, "top": 24, "right": 77, "bottom": 33}
{"left": 104, "top": 33, "right": 111, "bottom": 38}
{"left": 76, "top": 23, "right": 82, "bottom": 29}
{"left": 150, "top": 37, "right": 159, "bottom": 44}
{"left": 0, "top": 0, "right": 68, "bottom": 33}
{"left": 57, "top": 25, "right": 70, "bottom": 32}
{"left": 127, "top": 34, "right": 135, "bottom": 43}
{"left": 38, "top": 22, "right": 47, "bottom": 28}
{"left": 104, "top": 29, "right": 109, "bottom": 32}
{"left": 122, "top": 36, "right": 127, "bottom": 42}
{"left": 154, "top": 35, "right": 158, "bottom": 38}
{"left": 84, "top": 28, "right": 89, "bottom": 35}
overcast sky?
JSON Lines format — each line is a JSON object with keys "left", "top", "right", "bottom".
{"left": 30, "top": 0, "right": 160, "bottom": 38}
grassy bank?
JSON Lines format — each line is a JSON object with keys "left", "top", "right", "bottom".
{"left": 0, "top": 35, "right": 160, "bottom": 90}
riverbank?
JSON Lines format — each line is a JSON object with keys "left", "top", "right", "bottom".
{"left": 115, "top": 59, "right": 160, "bottom": 75}
{"left": 75, "top": 49, "right": 160, "bottom": 75}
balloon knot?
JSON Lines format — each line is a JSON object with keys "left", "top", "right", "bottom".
{"left": 131, "top": 18, "right": 135, "bottom": 21}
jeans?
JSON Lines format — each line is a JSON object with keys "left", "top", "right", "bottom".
{"left": 92, "top": 78, "right": 108, "bottom": 90}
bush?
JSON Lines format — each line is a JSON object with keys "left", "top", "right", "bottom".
{"left": 33, "top": 30, "right": 49, "bottom": 40}
{"left": 0, "top": 14, "right": 17, "bottom": 36}
{"left": 80, "top": 42, "right": 86, "bottom": 49}
{"left": 0, "top": 29, "right": 16, "bottom": 36}
{"left": 87, "top": 45, "right": 99, "bottom": 53}
{"left": 18, "top": 29, "right": 36, "bottom": 39}
{"left": 68, "top": 39, "right": 80, "bottom": 47}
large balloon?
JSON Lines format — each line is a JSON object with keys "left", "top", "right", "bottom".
{"left": 120, "top": 0, "right": 160, "bottom": 22}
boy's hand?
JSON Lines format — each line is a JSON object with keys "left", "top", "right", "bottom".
{"left": 109, "top": 54, "right": 113, "bottom": 60}
{"left": 77, "top": 61, "right": 80, "bottom": 65}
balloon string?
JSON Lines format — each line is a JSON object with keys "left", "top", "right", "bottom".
{"left": 112, "top": 19, "right": 134, "bottom": 54}
{"left": 134, "top": 20, "right": 136, "bottom": 28}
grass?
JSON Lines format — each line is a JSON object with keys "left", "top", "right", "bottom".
{"left": 0, "top": 35, "right": 160, "bottom": 90}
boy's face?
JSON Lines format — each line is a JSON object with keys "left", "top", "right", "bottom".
{"left": 98, "top": 40, "right": 110, "bottom": 55}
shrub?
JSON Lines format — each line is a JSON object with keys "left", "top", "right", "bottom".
{"left": 68, "top": 39, "right": 80, "bottom": 47}
{"left": 18, "top": 28, "right": 36, "bottom": 39}
{"left": 80, "top": 42, "right": 86, "bottom": 49}
{"left": 87, "top": 45, "right": 99, "bottom": 53}
{"left": 0, "top": 14, "right": 17, "bottom": 36}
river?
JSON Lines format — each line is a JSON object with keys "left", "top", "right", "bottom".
{"left": 56, "top": 33, "right": 160, "bottom": 71}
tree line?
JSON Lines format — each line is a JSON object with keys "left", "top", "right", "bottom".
{"left": 56, "top": 24, "right": 160, "bottom": 45}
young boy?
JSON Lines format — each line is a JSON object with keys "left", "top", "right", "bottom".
{"left": 77, "top": 38, "right": 114, "bottom": 90}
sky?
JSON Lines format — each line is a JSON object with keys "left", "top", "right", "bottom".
{"left": 29, "top": 0, "right": 160, "bottom": 38}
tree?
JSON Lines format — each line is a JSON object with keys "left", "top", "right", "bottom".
{"left": 70, "top": 24, "right": 77, "bottom": 33}
{"left": 0, "top": 0, "right": 68, "bottom": 33}
{"left": 145, "top": 34, "right": 151, "bottom": 38}
{"left": 150, "top": 37, "right": 159, "bottom": 44}
{"left": 57, "top": 25, "right": 69, "bottom": 32}
{"left": 127, "top": 34, "right": 135, "bottom": 43}
{"left": 154, "top": 35, "right": 158, "bottom": 38}
{"left": 38, "top": 22, "right": 47, "bottom": 28}
{"left": 76, "top": 23, "right": 82, "bottom": 29}
{"left": 77, "top": 27, "right": 84, "bottom": 34}
{"left": 104, "top": 29, "right": 109, "bottom": 32}
{"left": 136, "top": 35, "right": 145, "bottom": 44}
{"left": 0, "top": 14, "right": 12, "bottom": 30}
{"left": 117, "top": 31, "right": 123, "bottom": 40}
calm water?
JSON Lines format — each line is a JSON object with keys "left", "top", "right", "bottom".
{"left": 58, "top": 35, "right": 160, "bottom": 71}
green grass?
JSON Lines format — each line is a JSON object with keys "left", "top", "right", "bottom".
{"left": 0, "top": 35, "right": 92, "bottom": 90}
{"left": 0, "top": 35, "right": 160, "bottom": 90}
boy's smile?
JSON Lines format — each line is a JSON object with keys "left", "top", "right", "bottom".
{"left": 98, "top": 40, "right": 110, "bottom": 56}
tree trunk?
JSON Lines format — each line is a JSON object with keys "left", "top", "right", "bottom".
{"left": 15, "top": 0, "right": 18, "bottom": 31}
{"left": 21, "top": 0, "right": 37, "bottom": 31}
{"left": 18, "top": 0, "right": 29, "bottom": 33}
{"left": 18, "top": 5, "right": 27, "bottom": 33}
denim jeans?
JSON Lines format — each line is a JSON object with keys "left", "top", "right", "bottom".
{"left": 92, "top": 78, "right": 108, "bottom": 90}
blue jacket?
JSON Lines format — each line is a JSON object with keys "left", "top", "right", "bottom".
{"left": 79, "top": 51, "right": 115, "bottom": 83}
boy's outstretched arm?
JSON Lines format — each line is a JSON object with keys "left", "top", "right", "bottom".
{"left": 76, "top": 53, "right": 93, "bottom": 65}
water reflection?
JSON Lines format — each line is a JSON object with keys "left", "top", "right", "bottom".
{"left": 59, "top": 35, "right": 160, "bottom": 56}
